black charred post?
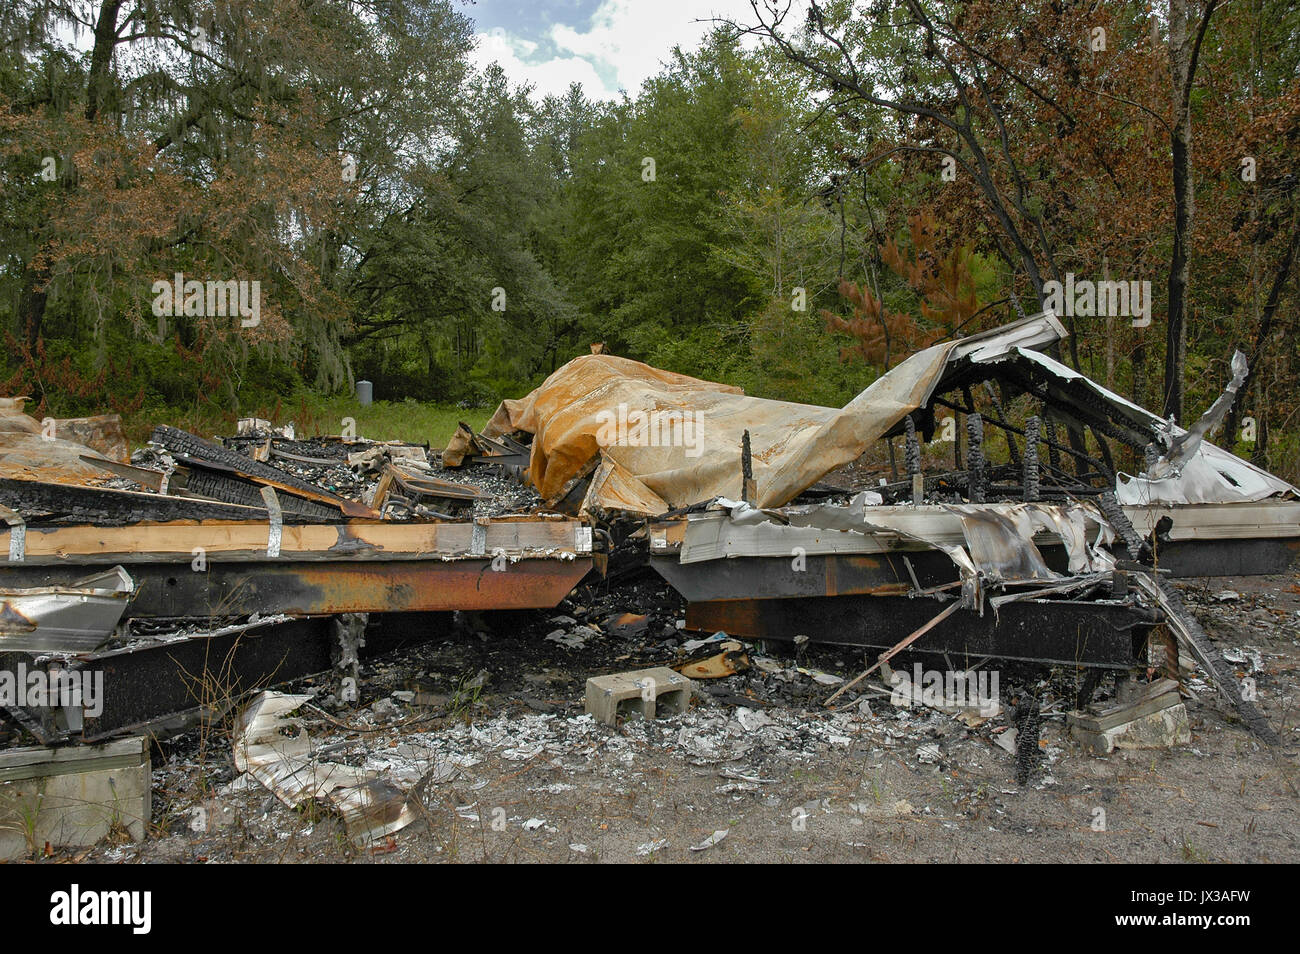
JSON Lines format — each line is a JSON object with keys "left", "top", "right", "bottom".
{"left": 1024, "top": 416, "right": 1041, "bottom": 501}
{"left": 953, "top": 410, "right": 963, "bottom": 471}
{"left": 1044, "top": 418, "right": 1062, "bottom": 473}
{"left": 905, "top": 414, "right": 923, "bottom": 505}
{"left": 1075, "top": 668, "right": 1104, "bottom": 711}
{"left": 966, "top": 413, "right": 986, "bottom": 503}
{"left": 741, "top": 429, "right": 756, "bottom": 504}
{"left": 905, "top": 415, "right": 921, "bottom": 474}
{"left": 1144, "top": 442, "right": 1161, "bottom": 471}
{"left": 1014, "top": 689, "right": 1043, "bottom": 784}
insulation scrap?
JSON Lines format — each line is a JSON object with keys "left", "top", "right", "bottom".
{"left": 233, "top": 691, "right": 418, "bottom": 847}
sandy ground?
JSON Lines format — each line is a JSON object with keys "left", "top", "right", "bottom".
{"left": 68, "top": 571, "right": 1300, "bottom": 865}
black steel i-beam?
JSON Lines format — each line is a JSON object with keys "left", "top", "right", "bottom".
{"left": 686, "top": 594, "right": 1157, "bottom": 668}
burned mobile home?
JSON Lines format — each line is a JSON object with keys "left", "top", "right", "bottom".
{"left": 0, "top": 314, "right": 1290, "bottom": 777}
{"left": 470, "top": 313, "right": 1292, "bottom": 741}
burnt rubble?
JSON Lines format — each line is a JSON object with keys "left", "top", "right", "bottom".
{"left": 1, "top": 315, "right": 1298, "bottom": 860}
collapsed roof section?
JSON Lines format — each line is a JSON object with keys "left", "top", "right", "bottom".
{"left": 484, "top": 313, "right": 1296, "bottom": 517}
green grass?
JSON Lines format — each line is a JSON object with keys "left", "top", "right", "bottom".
{"left": 123, "top": 394, "right": 495, "bottom": 449}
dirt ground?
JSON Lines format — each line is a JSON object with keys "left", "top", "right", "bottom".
{"left": 75, "top": 569, "right": 1300, "bottom": 865}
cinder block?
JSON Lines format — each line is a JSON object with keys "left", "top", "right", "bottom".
{"left": 585, "top": 667, "right": 692, "bottom": 726}
{"left": 0, "top": 736, "right": 150, "bottom": 860}
{"left": 1068, "top": 686, "right": 1190, "bottom": 755}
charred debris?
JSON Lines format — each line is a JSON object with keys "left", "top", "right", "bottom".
{"left": 0, "top": 314, "right": 1294, "bottom": 751}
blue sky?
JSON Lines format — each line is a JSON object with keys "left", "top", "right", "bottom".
{"left": 463, "top": 0, "right": 759, "bottom": 101}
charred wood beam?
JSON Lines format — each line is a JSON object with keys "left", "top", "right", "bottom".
{"left": 966, "top": 413, "right": 986, "bottom": 503}
{"left": 1044, "top": 418, "right": 1063, "bottom": 472}
{"left": 999, "top": 366, "right": 1153, "bottom": 448}
{"left": 0, "top": 477, "right": 290, "bottom": 526}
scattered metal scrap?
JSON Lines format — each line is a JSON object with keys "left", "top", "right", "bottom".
{"left": 0, "top": 565, "right": 134, "bottom": 653}
{"left": 234, "top": 691, "right": 417, "bottom": 847}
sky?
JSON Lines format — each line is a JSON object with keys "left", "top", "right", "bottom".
{"left": 463, "top": 0, "right": 762, "bottom": 101}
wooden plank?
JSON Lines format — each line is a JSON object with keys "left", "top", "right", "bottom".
{"left": 0, "top": 518, "right": 589, "bottom": 563}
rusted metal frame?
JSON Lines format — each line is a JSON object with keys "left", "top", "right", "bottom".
{"left": 650, "top": 550, "right": 964, "bottom": 603}
{"left": 0, "top": 557, "right": 593, "bottom": 617}
{"left": 651, "top": 546, "right": 1085, "bottom": 604}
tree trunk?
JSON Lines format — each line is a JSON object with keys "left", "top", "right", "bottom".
{"left": 1224, "top": 222, "right": 1300, "bottom": 442}
{"left": 1164, "top": 0, "right": 1193, "bottom": 422}
{"left": 85, "top": 1, "right": 124, "bottom": 122}
{"left": 1163, "top": 0, "right": 1220, "bottom": 422}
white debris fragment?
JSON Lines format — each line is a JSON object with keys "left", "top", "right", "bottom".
{"left": 1222, "top": 647, "right": 1264, "bottom": 672}
{"left": 233, "top": 691, "right": 418, "bottom": 848}
{"left": 993, "top": 728, "right": 1019, "bottom": 754}
{"left": 635, "top": 838, "right": 669, "bottom": 856}
{"left": 735, "top": 707, "right": 774, "bottom": 732}
{"left": 681, "top": 631, "right": 731, "bottom": 652}
{"left": 689, "top": 829, "right": 730, "bottom": 851}
{"left": 797, "top": 666, "right": 844, "bottom": 686}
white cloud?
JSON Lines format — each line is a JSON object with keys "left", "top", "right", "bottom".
{"left": 472, "top": 28, "right": 610, "bottom": 100}
{"left": 471, "top": 0, "right": 759, "bottom": 101}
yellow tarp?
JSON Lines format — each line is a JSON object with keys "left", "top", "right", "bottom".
{"left": 484, "top": 344, "right": 959, "bottom": 515}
